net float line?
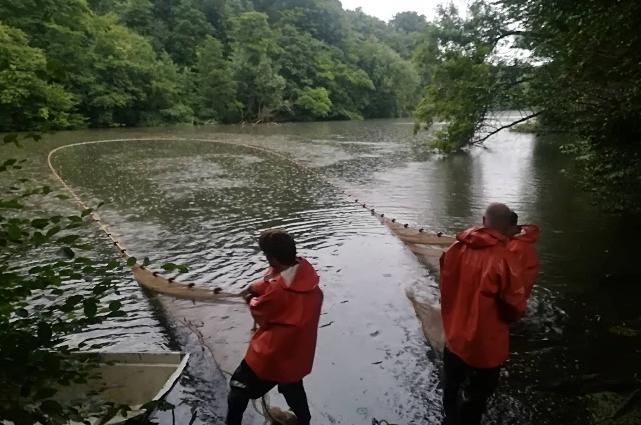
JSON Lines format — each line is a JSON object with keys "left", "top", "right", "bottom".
{"left": 47, "top": 139, "right": 247, "bottom": 303}
{"left": 47, "top": 137, "right": 454, "bottom": 304}
{"left": 47, "top": 137, "right": 452, "bottom": 421}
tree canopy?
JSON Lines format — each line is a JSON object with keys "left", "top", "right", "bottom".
{"left": 1, "top": 0, "right": 638, "bottom": 202}
{"left": 0, "top": 0, "right": 424, "bottom": 130}
{"left": 413, "top": 0, "right": 641, "bottom": 211}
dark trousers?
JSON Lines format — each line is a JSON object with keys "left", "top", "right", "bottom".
{"left": 442, "top": 348, "right": 500, "bottom": 425}
{"left": 226, "top": 360, "right": 311, "bottom": 425}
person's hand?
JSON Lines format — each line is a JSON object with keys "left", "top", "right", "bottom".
{"left": 240, "top": 288, "right": 255, "bottom": 304}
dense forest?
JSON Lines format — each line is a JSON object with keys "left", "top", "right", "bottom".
{"left": 0, "top": 0, "right": 427, "bottom": 130}
{"left": 2, "top": 0, "right": 639, "bottom": 210}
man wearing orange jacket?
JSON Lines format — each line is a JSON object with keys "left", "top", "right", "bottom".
{"left": 439, "top": 203, "right": 530, "bottom": 425}
{"left": 226, "top": 229, "right": 323, "bottom": 425}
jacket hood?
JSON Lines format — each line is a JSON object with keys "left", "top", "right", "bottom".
{"left": 279, "top": 257, "right": 319, "bottom": 293}
{"left": 514, "top": 224, "right": 540, "bottom": 243}
{"left": 456, "top": 226, "right": 508, "bottom": 249}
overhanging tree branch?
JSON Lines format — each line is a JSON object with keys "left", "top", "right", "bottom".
{"left": 472, "top": 110, "right": 543, "bottom": 145}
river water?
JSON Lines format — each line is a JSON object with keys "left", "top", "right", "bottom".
{"left": 12, "top": 116, "right": 641, "bottom": 424}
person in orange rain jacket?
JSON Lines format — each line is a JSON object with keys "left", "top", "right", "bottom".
{"left": 226, "top": 229, "right": 323, "bottom": 425}
{"left": 508, "top": 211, "right": 540, "bottom": 298}
{"left": 439, "top": 203, "right": 528, "bottom": 425}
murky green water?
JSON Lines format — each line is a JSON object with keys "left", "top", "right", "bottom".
{"left": 9, "top": 116, "right": 641, "bottom": 424}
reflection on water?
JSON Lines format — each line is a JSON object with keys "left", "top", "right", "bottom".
{"left": 28, "top": 116, "right": 641, "bottom": 424}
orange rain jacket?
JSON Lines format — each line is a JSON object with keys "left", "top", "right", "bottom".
{"left": 245, "top": 257, "right": 323, "bottom": 383}
{"left": 507, "top": 224, "right": 540, "bottom": 298}
{"left": 439, "top": 227, "right": 527, "bottom": 368}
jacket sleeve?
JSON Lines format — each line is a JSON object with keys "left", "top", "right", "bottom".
{"left": 497, "top": 252, "right": 528, "bottom": 322}
{"left": 249, "top": 278, "right": 270, "bottom": 296}
{"left": 510, "top": 243, "right": 539, "bottom": 298}
{"left": 249, "top": 287, "right": 296, "bottom": 328}
{"left": 248, "top": 267, "right": 275, "bottom": 296}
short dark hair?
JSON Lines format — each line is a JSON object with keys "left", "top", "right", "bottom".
{"left": 509, "top": 210, "right": 518, "bottom": 226}
{"left": 258, "top": 229, "right": 297, "bottom": 265}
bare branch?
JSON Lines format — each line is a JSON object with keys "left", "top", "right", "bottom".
{"left": 473, "top": 111, "right": 543, "bottom": 145}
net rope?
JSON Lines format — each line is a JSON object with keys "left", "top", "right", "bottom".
{"left": 47, "top": 137, "right": 454, "bottom": 424}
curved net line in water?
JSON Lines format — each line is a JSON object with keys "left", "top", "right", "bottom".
{"left": 48, "top": 137, "right": 453, "bottom": 305}
{"left": 48, "top": 137, "right": 455, "bottom": 421}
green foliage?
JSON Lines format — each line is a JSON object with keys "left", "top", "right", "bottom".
{"left": 119, "top": 0, "right": 155, "bottom": 38}
{"left": 0, "top": 134, "right": 129, "bottom": 423}
{"left": 192, "top": 36, "right": 239, "bottom": 122}
{"left": 413, "top": 0, "right": 641, "bottom": 209}
{"left": 0, "top": 0, "right": 427, "bottom": 129}
{"left": 0, "top": 24, "right": 78, "bottom": 131}
{"left": 354, "top": 38, "right": 420, "bottom": 118}
{"left": 254, "top": 0, "right": 348, "bottom": 46}
{"left": 230, "top": 11, "right": 285, "bottom": 121}
{"left": 294, "top": 87, "right": 332, "bottom": 119}
{"left": 165, "top": 0, "right": 215, "bottom": 65}
{"left": 415, "top": 51, "right": 493, "bottom": 151}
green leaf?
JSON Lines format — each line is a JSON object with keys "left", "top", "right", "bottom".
{"left": 15, "top": 308, "right": 28, "bottom": 317}
{"left": 3, "top": 134, "right": 18, "bottom": 145}
{"left": 177, "top": 264, "right": 189, "bottom": 273}
{"left": 40, "top": 399, "right": 63, "bottom": 415}
{"left": 31, "top": 218, "right": 50, "bottom": 229}
{"left": 20, "top": 384, "right": 31, "bottom": 397}
{"left": 7, "top": 224, "right": 21, "bottom": 242}
{"left": 46, "top": 225, "right": 61, "bottom": 237}
{"left": 106, "top": 260, "right": 119, "bottom": 270}
{"left": 92, "top": 284, "right": 108, "bottom": 295}
{"left": 161, "top": 263, "right": 177, "bottom": 272}
{"left": 108, "top": 300, "right": 122, "bottom": 312}
{"left": 32, "top": 232, "right": 46, "bottom": 245}
{"left": 25, "top": 133, "right": 42, "bottom": 142}
{"left": 65, "top": 295, "right": 83, "bottom": 307}
{"left": 59, "top": 247, "right": 75, "bottom": 259}
{"left": 57, "top": 234, "right": 79, "bottom": 244}
{"left": 83, "top": 298, "right": 98, "bottom": 318}
{"left": 34, "top": 387, "right": 57, "bottom": 400}
{"left": 0, "top": 199, "right": 23, "bottom": 209}
{"left": 41, "top": 185, "right": 51, "bottom": 195}
{"left": 37, "top": 322, "right": 53, "bottom": 342}
{"left": 126, "top": 257, "right": 137, "bottom": 267}
{"left": 81, "top": 208, "right": 93, "bottom": 217}
{"left": 142, "top": 257, "right": 151, "bottom": 267}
